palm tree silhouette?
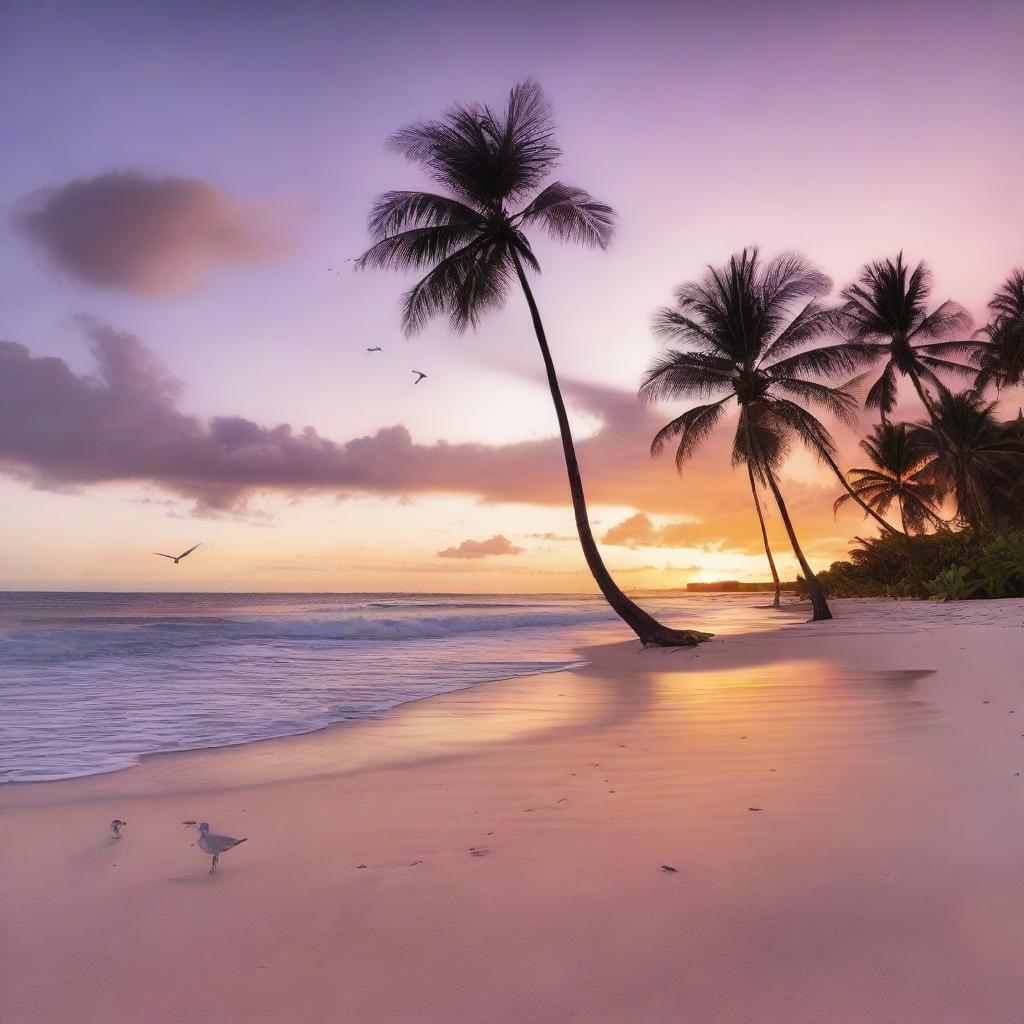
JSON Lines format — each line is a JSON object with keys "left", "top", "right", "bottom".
{"left": 973, "top": 269, "right": 1024, "bottom": 392}
{"left": 357, "top": 81, "right": 709, "bottom": 646}
{"left": 641, "top": 248, "right": 864, "bottom": 622}
{"left": 834, "top": 422, "right": 942, "bottom": 536}
{"left": 838, "top": 253, "right": 978, "bottom": 422}
{"left": 910, "top": 391, "right": 1024, "bottom": 532}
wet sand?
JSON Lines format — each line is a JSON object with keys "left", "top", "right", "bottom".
{"left": 2, "top": 598, "right": 1023, "bottom": 1023}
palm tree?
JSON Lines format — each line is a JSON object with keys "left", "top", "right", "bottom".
{"left": 640, "top": 248, "right": 866, "bottom": 622}
{"left": 834, "top": 422, "right": 943, "bottom": 536}
{"left": 910, "top": 391, "right": 1024, "bottom": 532}
{"left": 839, "top": 253, "right": 978, "bottom": 422}
{"left": 356, "top": 81, "right": 709, "bottom": 647}
{"left": 973, "top": 269, "right": 1024, "bottom": 392}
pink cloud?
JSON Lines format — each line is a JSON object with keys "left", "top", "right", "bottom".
{"left": 437, "top": 535, "right": 525, "bottom": 559}
{"left": 15, "top": 172, "right": 291, "bottom": 294}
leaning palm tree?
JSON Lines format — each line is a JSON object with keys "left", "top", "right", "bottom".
{"left": 356, "top": 81, "right": 709, "bottom": 646}
{"left": 838, "top": 253, "right": 978, "bottom": 422}
{"left": 641, "top": 248, "right": 867, "bottom": 622}
{"left": 911, "top": 391, "right": 1024, "bottom": 531}
{"left": 973, "top": 269, "right": 1024, "bottom": 392}
{"left": 834, "top": 422, "right": 943, "bottom": 536}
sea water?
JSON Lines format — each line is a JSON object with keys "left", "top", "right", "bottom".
{"left": 0, "top": 591, "right": 779, "bottom": 782}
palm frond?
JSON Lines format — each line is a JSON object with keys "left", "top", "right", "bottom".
{"left": 764, "top": 340, "right": 876, "bottom": 380}
{"left": 864, "top": 361, "right": 898, "bottom": 417}
{"left": 768, "top": 377, "right": 860, "bottom": 426}
{"left": 356, "top": 224, "right": 484, "bottom": 272}
{"left": 400, "top": 239, "right": 505, "bottom": 334}
{"left": 389, "top": 80, "right": 560, "bottom": 206}
{"left": 651, "top": 307, "right": 730, "bottom": 355}
{"left": 650, "top": 398, "right": 731, "bottom": 470}
{"left": 639, "top": 349, "right": 735, "bottom": 402}
{"left": 758, "top": 302, "right": 847, "bottom": 364}
{"left": 764, "top": 400, "right": 837, "bottom": 458}
{"left": 515, "top": 181, "right": 615, "bottom": 249}
{"left": 734, "top": 408, "right": 790, "bottom": 477}
{"left": 912, "top": 300, "right": 973, "bottom": 340}
{"left": 366, "top": 191, "right": 484, "bottom": 239}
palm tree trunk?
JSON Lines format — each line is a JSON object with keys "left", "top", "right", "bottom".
{"left": 899, "top": 499, "right": 916, "bottom": 571}
{"left": 908, "top": 367, "right": 940, "bottom": 424}
{"left": 742, "top": 418, "right": 782, "bottom": 607}
{"left": 509, "top": 252, "right": 711, "bottom": 647}
{"left": 817, "top": 448, "right": 903, "bottom": 536}
{"left": 761, "top": 463, "right": 833, "bottom": 621}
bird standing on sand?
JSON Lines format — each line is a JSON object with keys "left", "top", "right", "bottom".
{"left": 412, "top": 370, "right": 427, "bottom": 383}
{"left": 110, "top": 819, "right": 127, "bottom": 838}
{"left": 183, "top": 821, "right": 248, "bottom": 872}
{"left": 153, "top": 543, "right": 201, "bottom": 565}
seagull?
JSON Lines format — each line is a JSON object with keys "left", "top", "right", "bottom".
{"left": 110, "top": 819, "right": 127, "bottom": 838}
{"left": 412, "top": 370, "right": 428, "bottom": 384}
{"left": 153, "top": 543, "right": 201, "bottom": 565}
{"left": 183, "top": 821, "right": 248, "bottom": 873}
{"left": 367, "top": 346, "right": 382, "bottom": 352}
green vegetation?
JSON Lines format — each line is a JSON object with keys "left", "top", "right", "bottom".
{"left": 807, "top": 527, "right": 1024, "bottom": 601}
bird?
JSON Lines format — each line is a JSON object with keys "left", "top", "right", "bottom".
{"left": 367, "top": 346, "right": 382, "bottom": 352}
{"left": 153, "top": 543, "right": 201, "bottom": 565}
{"left": 183, "top": 821, "right": 248, "bottom": 873}
{"left": 412, "top": 370, "right": 427, "bottom": 384}
{"left": 110, "top": 819, "right": 127, "bottom": 838}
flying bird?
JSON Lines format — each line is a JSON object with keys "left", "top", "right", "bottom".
{"left": 412, "top": 370, "right": 427, "bottom": 384}
{"left": 367, "top": 346, "right": 382, "bottom": 352}
{"left": 153, "top": 543, "right": 201, "bottom": 565}
{"left": 183, "top": 821, "right": 248, "bottom": 873}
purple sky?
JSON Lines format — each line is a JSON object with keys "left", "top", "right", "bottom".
{"left": 2, "top": 0, "right": 1022, "bottom": 590}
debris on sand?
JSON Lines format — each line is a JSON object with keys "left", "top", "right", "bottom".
{"left": 469, "top": 847, "right": 489, "bottom": 857}
{"left": 660, "top": 864, "right": 678, "bottom": 873}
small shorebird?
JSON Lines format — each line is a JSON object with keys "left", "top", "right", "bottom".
{"left": 153, "top": 543, "right": 201, "bottom": 565}
{"left": 183, "top": 821, "right": 248, "bottom": 872}
{"left": 110, "top": 819, "right": 127, "bottom": 838}
{"left": 412, "top": 370, "right": 427, "bottom": 384}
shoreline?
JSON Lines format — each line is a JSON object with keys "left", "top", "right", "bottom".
{"left": 3, "top": 597, "right": 1024, "bottom": 1022}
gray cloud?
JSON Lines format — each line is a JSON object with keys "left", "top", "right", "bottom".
{"left": 437, "top": 534, "right": 525, "bottom": 559}
{"left": 0, "top": 321, "right": 863, "bottom": 555}
{"left": 15, "top": 172, "right": 291, "bottom": 294}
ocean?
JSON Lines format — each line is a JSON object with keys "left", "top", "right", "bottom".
{"left": 0, "top": 591, "right": 782, "bottom": 782}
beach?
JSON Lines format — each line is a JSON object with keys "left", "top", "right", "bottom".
{"left": 2, "top": 597, "right": 1024, "bottom": 1023}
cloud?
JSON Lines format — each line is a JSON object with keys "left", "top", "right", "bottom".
{"left": 602, "top": 512, "right": 734, "bottom": 551}
{"left": 14, "top": 172, "right": 292, "bottom": 294}
{"left": 0, "top": 321, "right": 869, "bottom": 559}
{"left": 437, "top": 534, "right": 525, "bottom": 559}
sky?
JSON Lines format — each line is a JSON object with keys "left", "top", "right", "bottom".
{"left": 2, "top": 0, "right": 1022, "bottom": 593}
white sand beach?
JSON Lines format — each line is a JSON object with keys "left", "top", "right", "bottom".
{"left": 3, "top": 598, "right": 1024, "bottom": 1023}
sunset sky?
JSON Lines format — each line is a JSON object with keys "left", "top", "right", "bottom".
{"left": 2, "top": 0, "right": 1022, "bottom": 592}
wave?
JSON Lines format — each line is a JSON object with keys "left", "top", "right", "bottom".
{"left": 223, "top": 609, "right": 610, "bottom": 641}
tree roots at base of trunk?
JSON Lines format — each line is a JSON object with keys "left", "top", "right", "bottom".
{"left": 638, "top": 628, "right": 715, "bottom": 648}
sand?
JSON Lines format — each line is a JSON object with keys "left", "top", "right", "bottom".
{"left": 2, "top": 598, "right": 1023, "bottom": 1023}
